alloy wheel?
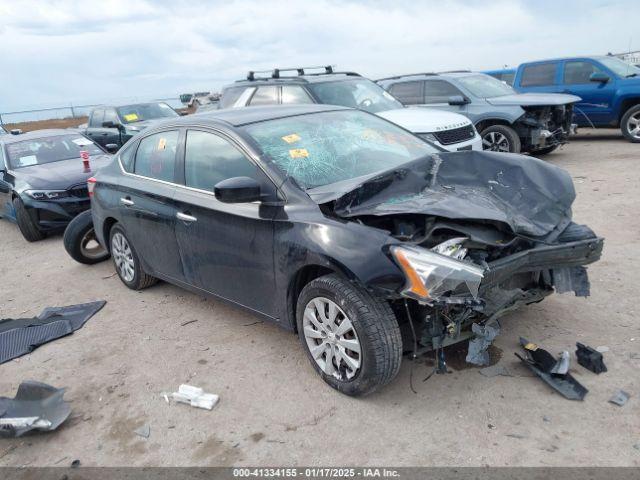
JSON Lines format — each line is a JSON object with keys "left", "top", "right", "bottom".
{"left": 303, "top": 297, "right": 361, "bottom": 381}
{"left": 482, "top": 131, "right": 511, "bottom": 152}
{"left": 628, "top": 112, "right": 640, "bottom": 140}
{"left": 111, "top": 232, "right": 135, "bottom": 282}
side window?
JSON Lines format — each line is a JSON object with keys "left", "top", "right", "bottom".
{"left": 388, "top": 81, "right": 423, "bottom": 105}
{"left": 520, "top": 63, "right": 557, "bottom": 86}
{"left": 89, "top": 109, "right": 104, "bottom": 127}
{"left": 184, "top": 130, "right": 262, "bottom": 192}
{"left": 564, "top": 61, "right": 601, "bottom": 84}
{"left": 119, "top": 142, "right": 136, "bottom": 173}
{"left": 423, "top": 80, "right": 463, "bottom": 103}
{"left": 249, "top": 86, "right": 279, "bottom": 106}
{"left": 220, "top": 87, "right": 248, "bottom": 109}
{"left": 103, "top": 108, "right": 118, "bottom": 124}
{"left": 501, "top": 72, "right": 515, "bottom": 86}
{"left": 281, "top": 86, "right": 313, "bottom": 104}
{"left": 134, "top": 130, "right": 179, "bottom": 182}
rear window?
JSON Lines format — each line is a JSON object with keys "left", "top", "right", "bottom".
{"left": 520, "top": 63, "right": 557, "bottom": 86}
{"left": 388, "top": 81, "right": 423, "bottom": 105}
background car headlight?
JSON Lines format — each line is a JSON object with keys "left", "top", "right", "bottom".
{"left": 390, "top": 245, "right": 484, "bottom": 302}
{"left": 417, "top": 133, "right": 438, "bottom": 143}
{"left": 25, "top": 190, "right": 69, "bottom": 200}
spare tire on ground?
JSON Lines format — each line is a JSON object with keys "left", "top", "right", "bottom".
{"left": 63, "top": 210, "right": 110, "bottom": 265}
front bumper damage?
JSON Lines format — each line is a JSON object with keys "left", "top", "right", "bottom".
{"left": 21, "top": 193, "right": 90, "bottom": 232}
{"left": 517, "top": 104, "right": 575, "bottom": 151}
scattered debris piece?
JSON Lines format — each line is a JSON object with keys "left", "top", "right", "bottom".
{"left": 180, "top": 319, "right": 198, "bottom": 327}
{"left": 543, "top": 416, "right": 551, "bottom": 423}
{"left": 134, "top": 424, "right": 151, "bottom": 438}
{"left": 242, "top": 321, "right": 263, "bottom": 327}
{"left": 516, "top": 338, "right": 588, "bottom": 401}
{"left": 596, "top": 346, "right": 609, "bottom": 353}
{"left": 479, "top": 364, "right": 512, "bottom": 377}
{"left": 0, "top": 301, "right": 106, "bottom": 364}
{"left": 0, "top": 381, "right": 71, "bottom": 437}
{"left": 550, "top": 351, "right": 570, "bottom": 375}
{"left": 466, "top": 322, "right": 500, "bottom": 366}
{"left": 71, "top": 459, "right": 81, "bottom": 468}
{"left": 609, "top": 390, "right": 630, "bottom": 407}
{"left": 506, "top": 433, "right": 527, "bottom": 439}
{"left": 487, "top": 423, "right": 495, "bottom": 429}
{"left": 576, "top": 342, "right": 608, "bottom": 374}
{"left": 169, "top": 384, "right": 219, "bottom": 410}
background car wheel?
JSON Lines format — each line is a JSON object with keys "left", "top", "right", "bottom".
{"left": 480, "top": 125, "right": 521, "bottom": 153}
{"left": 63, "top": 210, "right": 110, "bottom": 265}
{"left": 530, "top": 145, "right": 558, "bottom": 156}
{"left": 12, "top": 197, "right": 45, "bottom": 242}
{"left": 109, "top": 224, "right": 157, "bottom": 290}
{"left": 296, "top": 274, "right": 402, "bottom": 396}
{"left": 621, "top": 105, "right": 640, "bottom": 143}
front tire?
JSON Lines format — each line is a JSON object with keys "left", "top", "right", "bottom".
{"left": 480, "top": 124, "right": 521, "bottom": 153}
{"left": 63, "top": 210, "right": 110, "bottom": 265}
{"left": 621, "top": 104, "right": 640, "bottom": 143}
{"left": 296, "top": 274, "right": 402, "bottom": 396}
{"left": 13, "top": 197, "right": 45, "bottom": 242}
{"left": 109, "top": 224, "right": 157, "bottom": 290}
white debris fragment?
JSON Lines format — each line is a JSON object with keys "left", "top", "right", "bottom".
{"left": 171, "top": 384, "right": 219, "bottom": 410}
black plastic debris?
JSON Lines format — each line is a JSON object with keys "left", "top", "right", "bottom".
{"left": 516, "top": 337, "right": 588, "bottom": 401}
{"left": 0, "top": 301, "right": 106, "bottom": 364}
{"left": 609, "top": 390, "right": 630, "bottom": 407}
{"left": 576, "top": 342, "right": 608, "bottom": 374}
{"left": 0, "top": 381, "right": 71, "bottom": 437}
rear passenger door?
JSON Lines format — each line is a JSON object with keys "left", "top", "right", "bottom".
{"left": 172, "top": 129, "right": 278, "bottom": 317}
{"left": 116, "top": 130, "right": 185, "bottom": 281}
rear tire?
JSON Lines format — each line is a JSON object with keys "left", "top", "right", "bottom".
{"left": 480, "top": 124, "right": 521, "bottom": 153}
{"left": 109, "top": 224, "right": 157, "bottom": 290}
{"left": 621, "top": 104, "right": 640, "bottom": 143}
{"left": 63, "top": 210, "right": 110, "bottom": 265}
{"left": 13, "top": 197, "right": 45, "bottom": 242}
{"left": 296, "top": 274, "right": 402, "bottom": 396}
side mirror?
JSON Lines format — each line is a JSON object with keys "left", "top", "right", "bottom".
{"left": 214, "top": 177, "right": 261, "bottom": 203}
{"left": 448, "top": 95, "right": 468, "bottom": 106}
{"left": 104, "top": 143, "right": 119, "bottom": 153}
{"left": 589, "top": 72, "right": 610, "bottom": 83}
{"left": 102, "top": 121, "right": 121, "bottom": 129}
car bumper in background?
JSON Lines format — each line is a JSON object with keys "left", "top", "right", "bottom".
{"left": 21, "top": 194, "right": 90, "bottom": 232}
{"left": 433, "top": 133, "right": 483, "bottom": 152}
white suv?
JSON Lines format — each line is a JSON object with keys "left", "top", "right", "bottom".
{"left": 218, "top": 66, "right": 482, "bottom": 152}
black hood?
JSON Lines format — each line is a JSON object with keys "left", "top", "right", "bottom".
{"left": 15, "top": 154, "right": 112, "bottom": 190}
{"left": 309, "top": 150, "right": 575, "bottom": 238}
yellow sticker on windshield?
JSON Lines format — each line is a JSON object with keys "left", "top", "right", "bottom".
{"left": 289, "top": 148, "right": 309, "bottom": 159}
{"left": 158, "top": 138, "right": 167, "bottom": 150}
{"left": 124, "top": 113, "right": 139, "bottom": 122}
{"left": 281, "top": 133, "right": 301, "bottom": 144}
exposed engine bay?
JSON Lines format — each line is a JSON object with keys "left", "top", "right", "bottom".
{"left": 516, "top": 104, "right": 575, "bottom": 152}
{"left": 312, "top": 150, "right": 604, "bottom": 365}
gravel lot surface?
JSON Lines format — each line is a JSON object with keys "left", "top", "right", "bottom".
{"left": 0, "top": 129, "right": 638, "bottom": 467}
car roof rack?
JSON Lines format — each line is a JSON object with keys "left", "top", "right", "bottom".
{"left": 245, "top": 65, "right": 361, "bottom": 81}
{"left": 376, "top": 72, "right": 438, "bottom": 82}
{"left": 439, "top": 70, "right": 471, "bottom": 73}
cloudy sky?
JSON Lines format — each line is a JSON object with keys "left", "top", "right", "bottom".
{"left": 0, "top": 0, "right": 635, "bottom": 111}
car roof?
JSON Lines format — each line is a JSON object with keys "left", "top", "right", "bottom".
{"left": 93, "top": 101, "right": 171, "bottom": 109}
{"left": 377, "top": 71, "right": 483, "bottom": 83}
{"left": 518, "top": 56, "right": 618, "bottom": 65}
{"left": 169, "top": 104, "right": 351, "bottom": 128}
{"left": 0, "top": 128, "right": 86, "bottom": 145}
{"left": 227, "top": 73, "right": 363, "bottom": 89}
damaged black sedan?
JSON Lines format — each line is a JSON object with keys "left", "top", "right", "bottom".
{"left": 90, "top": 105, "right": 603, "bottom": 396}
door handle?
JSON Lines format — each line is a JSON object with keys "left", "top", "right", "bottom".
{"left": 176, "top": 212, "right": 197, "bottom": 223}
{"left": 120, "top": 197, "right": 134, "bottom": 206}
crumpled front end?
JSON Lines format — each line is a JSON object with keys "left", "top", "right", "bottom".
{"left": 516, "top": 104, "right": 576, "bottom": 152}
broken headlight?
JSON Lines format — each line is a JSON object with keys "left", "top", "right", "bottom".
{"left": 390, "top": 244, "right": 484, "bottom": 302}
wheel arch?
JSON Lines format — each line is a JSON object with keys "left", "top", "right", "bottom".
{"left": 619, "top": 97, "right": 640, "bottom": 123}
{"left": 475, "top": 118, "right": 513, "bottom": 132}
{"left": 102, "top": 217, "right": 119, "bottom": 252}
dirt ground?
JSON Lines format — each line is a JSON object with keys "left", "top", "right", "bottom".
{"left": 0, "top": 129, "right": 638, "bottom": 467}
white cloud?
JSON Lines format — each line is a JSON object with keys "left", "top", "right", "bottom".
{"left": 0, "top": 0, "right": 633, "bottom": 111}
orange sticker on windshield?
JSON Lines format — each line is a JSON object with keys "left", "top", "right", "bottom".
{"left": 281, "top": 133, "right": 301, "bottom": 144}
{"left": 158, "top": 138, "right": 167, "bottom": 150}
{"left": 289, "top": 148, "right": 309, "bottom": 158}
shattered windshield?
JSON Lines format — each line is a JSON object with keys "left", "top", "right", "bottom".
{"left": 6, "top": 135, "right": 104, "bottom": 169}
{"left": 307, "top": 79, "right": 403, "bottom": 113}
{"left": 116, "top": 103, "right": 179, "bottom": 124}
{"left": 598, "top": 57, "right": 640, "bottom": 78}
{"left": 456, "top": 74, "right": 515, "bottom": 98}
{"left": 243, "top": 110, "right": 437, "bottom": 189}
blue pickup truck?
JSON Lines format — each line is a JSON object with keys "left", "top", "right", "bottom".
{"left": 512, "top": 56, "right": 640, "bottom": 142}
